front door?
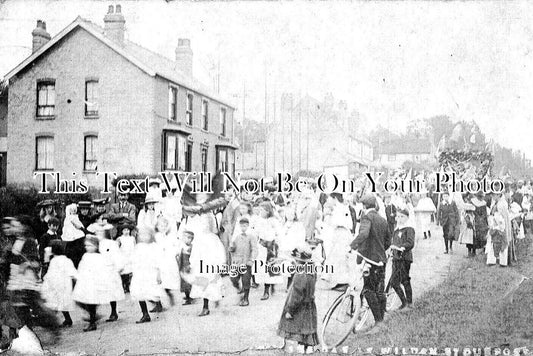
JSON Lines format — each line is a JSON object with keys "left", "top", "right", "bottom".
{"left": 0, "top": 152, "right": 6, "bottom": 187}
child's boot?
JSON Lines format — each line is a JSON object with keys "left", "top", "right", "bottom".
{"left": 239, "top": 290, "right": 250, "bottom": 306}
{"left": 261, "top": 285, "right": 270, "bottom": 300}
{"left": 62, "top": 312, "right": 73, "bottom": 327}
{"left": 150, "top": 301, "right": 163, "bottom": 313}
{"left": 136, "top": 302, "right": 151, "bottom": 323}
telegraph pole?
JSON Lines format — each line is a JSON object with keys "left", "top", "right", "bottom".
{"left": 241, "top": 82, "right": 246, "bottom": 171}
{"left": 264, "top": 63, "right": 268, "bottom": 177}
{"left": 282, "top": 95, "right": 285, "bottom": 172}
{"left": 273, "top": 85, "right": 276, "bottom": 174}
{"left": 290, "top": 95, "right": 294, "bottom": 175}
{"left": 306, "top": 100, "right": 309, "bottom": 172}
{"left": 298, "top": 93, "right": 302, "bottom": 174}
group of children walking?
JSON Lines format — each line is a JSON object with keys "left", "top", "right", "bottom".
{"left": 39, "top": 212, "right": 195, "bottom": 332}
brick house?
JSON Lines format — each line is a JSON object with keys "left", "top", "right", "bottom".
{"left": 374, "top": 138, "right": 435, "bottom": 169}
{"left": 4, "top": 5, "right": 236, "bottom": 188}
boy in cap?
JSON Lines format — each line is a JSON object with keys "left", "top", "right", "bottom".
{"left": 389, "top": 208, "right": 415, "bottom": 309}
{"left": 229, "top": 217, "right": 258, "bottom": 306}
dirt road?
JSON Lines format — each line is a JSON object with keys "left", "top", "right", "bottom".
{"left": 42, "top": 225, "right": 462, "bottom": 355}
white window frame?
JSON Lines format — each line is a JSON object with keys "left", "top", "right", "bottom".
{"left": 36, "top": 136, "right": 54, "bottom": 170}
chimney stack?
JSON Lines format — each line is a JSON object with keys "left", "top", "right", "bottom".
{"left": 104, "top": 4, "right": 125, "bottom": 45}
{"left": 32, "top": 20, "right": 51, "bottom": 53}
{"left": 175, "top": 39, "right": 193, "bottom": 78}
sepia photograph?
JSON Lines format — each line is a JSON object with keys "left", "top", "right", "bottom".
{"left": 0, "top": 0, "right": 532, "bottom": 355}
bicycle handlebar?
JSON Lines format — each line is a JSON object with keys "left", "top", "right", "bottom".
{"left": 349, "top": 250, "right": 384, "bottom": 267}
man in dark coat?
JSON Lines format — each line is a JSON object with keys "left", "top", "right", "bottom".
{"left": 109, "top": 192, "right": 137, "bottom": 226}
{"left": 384, "top": 195, "right": 396, "bottom": 236}
{"left": 437, "top": 191, "right": 459, "bottom": 254}
{"left": 350, "top": 194, "right": 391, "bottom": 329}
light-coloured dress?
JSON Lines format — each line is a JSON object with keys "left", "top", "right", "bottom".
{"left": 99, "top": 239, "right": 125, "bottom": 302}
{"left": 42, "top": 255, "right": 77, "bottom": 311}
{"left": 137, "top": 209, "right": 159, "bottom": 231}
{"left": 61, "top": 208, "right": 85, "bottom": 242}
{"left": 486, "top": 197, "right": 512, "bottom": 266}
{"left": 414, "top": 196, "right": 436, "bottom": 237}
{"left": 188, "top": 234, "right": 226, "bottom": 300}
{"left": 320, "top": 202, "right": 354, "bottom": 286}
{"left": 117, "top": 234, "right": 136, "bottom": 275}
{"left": 155, "top": 232, "right": 181, "bottom": 290}
{"left": 73, "top": 252, "right": 117, "bottom": 305}
{"left": 130, "top": 242, "right": 163, "bottom": 301}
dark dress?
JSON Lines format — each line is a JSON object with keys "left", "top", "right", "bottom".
{"left": 277, "top": 269, "right": 318, "bottom": 346}
{"left": 472, "top": 199, "right": 489, "bottom": 249}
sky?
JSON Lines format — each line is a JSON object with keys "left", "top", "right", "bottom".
{"left": 1, "top": 0, "right": 532, "bottom": 159}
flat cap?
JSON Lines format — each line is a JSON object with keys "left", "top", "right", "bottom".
{"left": 360, "top": 194, "right": 377, "bottom": 209}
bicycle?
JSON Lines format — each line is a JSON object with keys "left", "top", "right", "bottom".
{"left": 319, "top": 251, "right": 400, "bottom": 349}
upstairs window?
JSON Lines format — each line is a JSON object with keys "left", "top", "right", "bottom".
{"left": 84, "top": 135, "right": 98, "bottom": 171}
{"left": 36, "top": 136, "right": 54, "bottom": 170}
{"left": 220, "top": 107, "right": 227, "bottom": 137}
{"left": 169, "top": 87, "right": 177, "bottom": 121}
{"left": 85, "top": 80, "right": 98, "bottom": 116}
{"left": 201, "top": 100, "right": 208, "bottom": 130}
{"left": 186, "top": 94, "right": 193, "bottom": 125}
{"left": 37, "top": 80, "right": 55, "bottom": 117}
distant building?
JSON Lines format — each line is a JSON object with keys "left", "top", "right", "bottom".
{"left": 374, "top": 138, "right": 435, "bottom": 169}
{"left": 0, "top": 84, "right": 7, "bottom": 187}
{"left": 237, "top": 94, "right": 373, "bottom": 179}
{"left": 4, "top": 5, "right": 236, "bottom": 188}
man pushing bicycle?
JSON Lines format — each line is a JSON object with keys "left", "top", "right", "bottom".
{"left": 349, "top": 194, "right": 391, "bottom": 333}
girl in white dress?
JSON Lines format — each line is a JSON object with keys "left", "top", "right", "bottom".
{"left": 137, "top": 194, "right": 161, "bottom": 231}
{"left": 72, "top": 236, "right": 110, "bottom": 332}
{"left": 41, "top": 241, "right": 77, "bottom": 327}
{"left": 155, "top": 216, "right": 181, "bottom": 307}
{"left": 117, "top": 223, "right": 135, "bottom": 293}
{"left": 97, "top": 224, "right": 125, "bottom": 323}
{"left": 185, "top": 213, "right": 226, "bottom": 317}
{"left": 320, "top": 193, "right": 354, "bottom": 288}
{"left": 414, "top": 191, "right": 437, "bottom": 240}
{"left": 130, "top": 226, "right": 162, "bottom": 323}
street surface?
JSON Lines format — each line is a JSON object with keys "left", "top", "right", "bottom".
{"left": 46, "top": 225, "right": 461, "bottom": 355}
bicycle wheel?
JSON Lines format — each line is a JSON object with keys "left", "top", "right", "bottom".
{"left": 320, "top": 292, "right": 361, "bottom": 348}
{"left": 386, "top": 289, "right": 400, "bottom": 311}
{"left": 354, "top": 298, "right": 372, "bottom": 332}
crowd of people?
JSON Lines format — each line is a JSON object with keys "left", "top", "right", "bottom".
{"left": 0, "top": 175, "right": 531, "bottom": 352}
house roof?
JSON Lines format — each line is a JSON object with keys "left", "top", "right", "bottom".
{"left": 375, "top": 138, "right": 432, "bottom": 155}
{"left": 4, "top": 17, "right": 234, "bottom": 109}
{"left": 323, "top": 147, "right": 373, "bottom": 168}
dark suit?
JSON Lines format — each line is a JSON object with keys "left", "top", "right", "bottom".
{"left": 109, "top": 201, "right": 137, "bottom": 224}
{"left": 389, "top": 226, "right": 415, "bottom": 305}
{"left": 348, "top": 205, "right": 358, "bottom": 234}
{"left": 350, "top": 209, "right": 391, "bottom": 322}
{"left": 350, "top": 210, "right": 391, "bottom": 264}
{"left": 385, "top": 204, "right": 396, "bottom": 236}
